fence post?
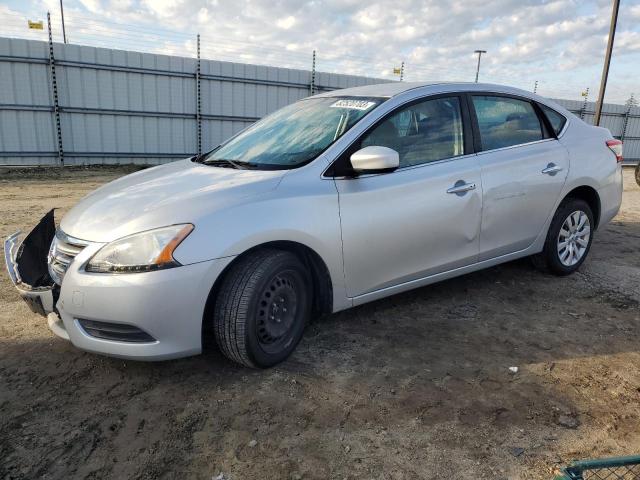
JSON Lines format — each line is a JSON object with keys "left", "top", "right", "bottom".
{"left": 580, "top": 88, "right": 589, "bottom": 121}
{"left": 47, "top": 12, "right": 64, "bottom": 166}
{"left": 309, "top": 50, "right": 316, "bottom": 96}
{"left": 195, "top": 33, "right": 202, "bottom": 156}
{"left": 621, "top": 94, "right": 633, "bottom": 142}
{"left": 621, "top": 109, "right": 630, "bottom": 142}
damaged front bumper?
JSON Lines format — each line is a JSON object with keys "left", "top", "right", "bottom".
{"left": 5, "top": 211, "right": 232, "bottom": 360}
{"left": 4, "top": 230, "right": 56, "bottom": 317}
{"left": 4, "top": 210, "right": 70, "bottom": 340}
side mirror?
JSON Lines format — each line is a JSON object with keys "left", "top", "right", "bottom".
{"left": 350, "top": 146, "right": 399, "bottom": 174}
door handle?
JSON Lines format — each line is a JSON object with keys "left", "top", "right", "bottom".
{"left": 447, "top": 181, "right": 476, "bottom": 195}
{"left": 542, "top": 163, "right": 563, "bottom": 175}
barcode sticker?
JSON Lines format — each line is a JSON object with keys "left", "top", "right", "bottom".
{"left": 330, "top": 99, "right": 376, "bottom": 110}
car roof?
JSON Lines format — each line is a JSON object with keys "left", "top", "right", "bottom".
{"left": 313, "top": 81, "right": 575, "bottom": 119}
{"left": 315, "top": 81, "right": 538, "bottom": 100}
{"left": 314, "top": 81, "right": 445, "bottom": 98}
{"left": 313, "top": 81, "right": 434, "bottom": 98}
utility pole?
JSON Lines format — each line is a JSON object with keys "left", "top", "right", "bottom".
{"left": 594, "top": 0, "right": 620, "bottom": 126}
{"left": 474, "top": 50, "right": 486, "bottom": 83}
{"left": 533, "top": 80, "right": 538, "bottom": 94}
{"left": 59, "top": 0, "right": 67, "bottom": 43}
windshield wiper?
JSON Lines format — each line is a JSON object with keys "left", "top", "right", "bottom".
{"left": 192, "top": 148, "right": 219, "bottom": 163}
{"left": 202, "top": 158, "right": 253, "bottom": 169}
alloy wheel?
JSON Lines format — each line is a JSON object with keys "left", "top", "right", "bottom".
{"left": 557, "top": 210, "right": 591, "bottom": 267}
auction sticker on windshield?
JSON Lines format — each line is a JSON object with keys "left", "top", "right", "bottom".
{"left": 330, "top": 99, "right": 377, "bottom": 110}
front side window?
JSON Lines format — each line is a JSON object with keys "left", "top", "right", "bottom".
{"left": 360, "top": 96, "right": 465, "bottom": 167}
{"left": 539, "top": 104, "right": 567, "bottom": 136}
{"left": 203, "top": 96, "right": 382, "bottom": 169}
{"left": 472, "top": 96, "right": 543, "bottom": 150}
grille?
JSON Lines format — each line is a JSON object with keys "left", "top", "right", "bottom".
{"left": 47, "top": 230, "right": 90, "bottom": 285}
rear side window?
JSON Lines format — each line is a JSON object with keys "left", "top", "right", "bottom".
{"left": 539, "top": 104, "right": 567, "bottom": 136}
{"left": 472, "top": 96, "right": 543, "bottom": 150}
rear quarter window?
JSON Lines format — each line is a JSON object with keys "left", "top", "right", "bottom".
{"left": 539, "top": 104, "right": 567, "bottom": 136}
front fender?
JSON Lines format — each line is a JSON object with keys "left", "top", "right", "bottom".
{"left": 172, "top": 177, "right": 349, "bottom": 311}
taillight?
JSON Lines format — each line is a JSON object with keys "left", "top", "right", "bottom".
{"left": 606, "top": 139, "right": 623, "bottom": 163}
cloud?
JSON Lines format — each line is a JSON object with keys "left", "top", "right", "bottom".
{"left": 2, "top": 0, "right": 639, "bottom": 103}
{"left": 197, "top": 7, "right": 210, "bottom": 23}
{"left": 78, "top": 0, "right": 103, "bottom": 12}
{"left": 276, "top": 15, "right": 296, "bottom": 29}
{"left": 617, "top": 31, "right": 640, "bottom": 53}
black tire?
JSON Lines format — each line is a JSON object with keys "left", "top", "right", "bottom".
{"left": 533, "top": 198, "right": 594, "bottom": 276}
{"left": 635, "top": 162, "right": 640, "bottom": 187}
{"left": 213, "top": 249, "right": 312, "bottom": 368}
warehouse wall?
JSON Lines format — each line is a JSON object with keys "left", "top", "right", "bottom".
{"left": 1, "top": 36, "right": 638, "bottom": 166}
{"left": 0, "top": 37, "right": 387, "bottom": 166}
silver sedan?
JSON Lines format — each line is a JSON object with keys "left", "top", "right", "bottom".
{"left": 5, "top": 82, "right": 624, "bottom": 367}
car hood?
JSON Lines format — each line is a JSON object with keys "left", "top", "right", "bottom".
{"left": 60, "top": 159, "right": 286, "bottom": 242}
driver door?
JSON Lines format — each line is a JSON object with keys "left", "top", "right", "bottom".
{"left": 334, "top": 95, "right": 482, "bottom": 298}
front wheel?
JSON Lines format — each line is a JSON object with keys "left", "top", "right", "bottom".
{"left": 213, "top": 249, "right": 311, "bottom": 368}
{"left": 533, "top": 198, "right": 594, "bottom": 276}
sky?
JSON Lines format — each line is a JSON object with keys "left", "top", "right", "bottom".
{"left": 2, "top": 0, "right": 639, "bottom": 104}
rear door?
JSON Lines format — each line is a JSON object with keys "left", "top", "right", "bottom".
{"left": 334, "top": 94, "right": 483, "bottom": 298}
{"left": 470, "top": 94, "right": 569, "bottom": 260}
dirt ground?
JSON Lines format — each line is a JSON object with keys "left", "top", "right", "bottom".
{"left": 0, "top": 167, "right": 639, "bottom": 480}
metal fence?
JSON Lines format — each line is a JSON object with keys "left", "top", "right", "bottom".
{"left": 0, "top": 35, "right": 387, "bottom": 166}
{"left": 555, "top": 455, "right": 640, "bottom": 479}
{"left": 0, "top": 35, "right": 638, "bottom": 166}
{"left": 552, "top": 98, "right": 640, "bottom": 165}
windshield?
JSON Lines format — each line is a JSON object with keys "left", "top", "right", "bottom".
{"left": 203, "top": 96, "right": 383, "bottom": 169}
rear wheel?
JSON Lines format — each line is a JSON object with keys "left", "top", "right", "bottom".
{"left": 635, "top": 162, "right": 640, "bottom": 187}
{"left": 213, "top": 249, "right": 311, "bottom": 368}
{"left": 533, "top": 198, "right": 594, "bottom": 276}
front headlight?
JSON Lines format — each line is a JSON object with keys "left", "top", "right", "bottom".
{"left": 86, "top": 224, "right": 194, "bottom": 273}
